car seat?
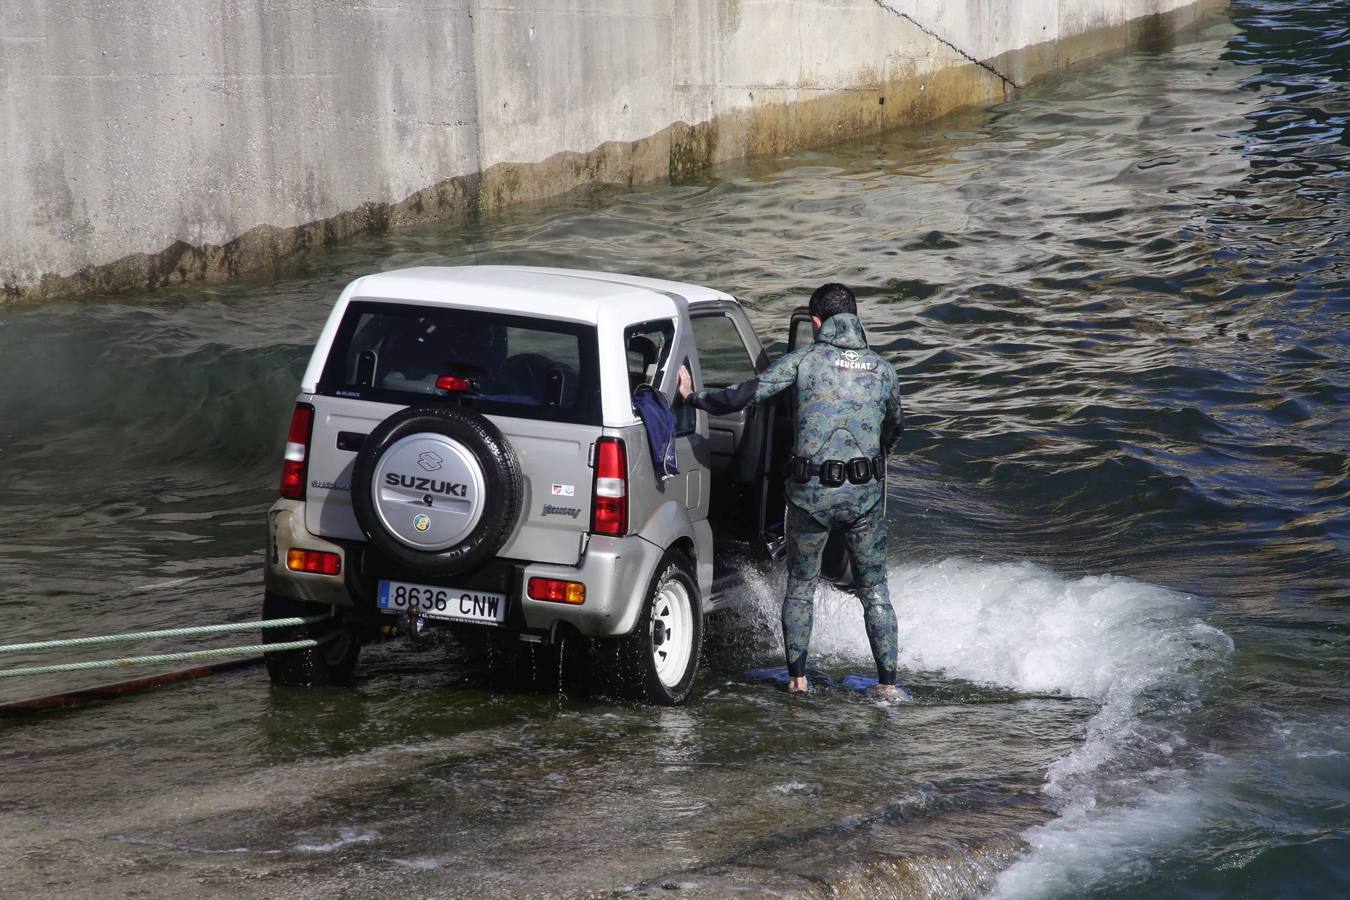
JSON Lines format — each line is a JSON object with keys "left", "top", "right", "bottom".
{"left": 627, "top": 334, "right": 659, "bottom": 392}
{"left": 381, "top": 318, "right": 506, "bottom": 395}
{"left": 380, "top": 319, "right": 449, "bottom": 394}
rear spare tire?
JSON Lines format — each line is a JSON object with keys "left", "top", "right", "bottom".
{"left": 352, "top": 405, "right": 523, "bottom": 576}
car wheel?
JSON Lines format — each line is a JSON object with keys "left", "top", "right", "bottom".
{"left": 620, "top": 550, "right": 702, "bottom": 705}
{"left": 261, "top": 591, "right": 361, "bottom": 686}
{"left": 351, "top": 405, "right": 523, "bottom": 576}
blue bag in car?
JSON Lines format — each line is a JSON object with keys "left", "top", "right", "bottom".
{"left": 632, "top": 384, "right": 680, "bottom": 480}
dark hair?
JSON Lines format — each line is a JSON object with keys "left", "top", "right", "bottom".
{"left": 809, "top": 283, "right": 857, "bottom": 323}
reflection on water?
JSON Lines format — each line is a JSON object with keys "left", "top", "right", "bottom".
{"left": 1, "top": 3, "right": 1347, "bottom": 897}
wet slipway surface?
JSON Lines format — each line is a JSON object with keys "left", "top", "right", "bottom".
{"left": 1, "top": 2, "right": 1347, "bottom": 897}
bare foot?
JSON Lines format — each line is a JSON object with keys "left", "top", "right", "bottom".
{"left": 866, "top": 683, "right": 908, "bottom": 701}
{"left": 787, "top": 676, "right": 810, "bottom": 694}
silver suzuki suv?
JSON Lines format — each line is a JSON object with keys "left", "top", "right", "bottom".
{"left": 263, "top": 265, "right": 792, "bottom": 705}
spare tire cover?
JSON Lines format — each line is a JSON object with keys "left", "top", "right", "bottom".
{"left": 352, "top": 406, "right": 523, "bottom": 575}
{"left": 370, "top": 433, "right": 486, "bottom": 550}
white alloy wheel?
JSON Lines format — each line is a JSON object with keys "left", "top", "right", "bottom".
{"left": 651, "top": 576, "right": 695, "bottom": 688}
{"left": 617, "top": 550, "right": 701, "bottom": 705}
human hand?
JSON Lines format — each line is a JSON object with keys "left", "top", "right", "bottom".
{"left": 676, "top": 364, "right": 694, "bottom": 399}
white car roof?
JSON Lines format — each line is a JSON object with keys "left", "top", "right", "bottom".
{"left": 300, "top": 266, "right": 736, "bottom": 415}
{"left": 345, "top": 265, "right": 734, "bottom": 324}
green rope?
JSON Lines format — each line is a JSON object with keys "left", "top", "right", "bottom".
{"left": 0, "top": 615, "right": 329, "bottom": 655}
{"left": 0, "top": 640, "right": 321, "bottom": 679}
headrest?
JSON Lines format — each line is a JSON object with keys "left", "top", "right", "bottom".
{"left": 627, "top": 334, "right": 659, "bottom": 369}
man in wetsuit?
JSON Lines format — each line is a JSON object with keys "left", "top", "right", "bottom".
{"left": 677, "top": 283, "right": 905, "bottom": 698}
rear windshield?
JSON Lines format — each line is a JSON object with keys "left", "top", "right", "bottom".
{"left": 317, "top": 301, "right": 601, "bottom": 425}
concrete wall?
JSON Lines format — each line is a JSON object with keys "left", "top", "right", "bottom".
{"left": 1, "top": 0, "right": 1224, "bottom": 302}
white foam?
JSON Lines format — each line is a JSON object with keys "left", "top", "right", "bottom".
{"left": 990, "top": 712, "right": 1350, "bottom": 898}
{"left": 393, "top": 856, "right": 448, "bottom": 871}
{"left": 744, "top": 556, "right": 1235, "bottom": 895}
{"left": 801, "top": 558, "right": 1226, "bottom": 700}
{"left": 991, "top": 773, "right": 1214, "bottom": 898}
{"left": 293, "top": 826, "right": 379, "bottom": 853}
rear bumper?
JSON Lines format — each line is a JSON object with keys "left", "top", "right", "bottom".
{"left": 266, "top": 500, "right": 664, "bottom": 638}
{"left": 515, "top": 533, "right": 663, "bottom": 637}
{"left": 265, "top": 501, "right": 353, "bottom": 608}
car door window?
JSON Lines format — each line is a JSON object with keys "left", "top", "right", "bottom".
{"left": 691, "top": 314, "right": 756, "bottom": 388}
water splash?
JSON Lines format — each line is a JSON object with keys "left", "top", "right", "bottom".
{"left": 743, "top": 555, "right": 1235, "bottom": 893}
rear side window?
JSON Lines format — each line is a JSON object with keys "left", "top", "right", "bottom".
{"left": 318, "top": 301, "right": 601, "bottom": 425}
{"left": 624, "top": 319, "right": 675, "bottom": 392}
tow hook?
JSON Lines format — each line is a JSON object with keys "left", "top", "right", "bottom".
{"left": 403, "top": 609, "right": 435, "bottom": 648}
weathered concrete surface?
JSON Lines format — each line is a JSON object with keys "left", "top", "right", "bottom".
{"left": 1, "top": 0, "right": 1226, "bottom": 303}
{"left": 2, "top": 0, "right": 481, "bottom": 301}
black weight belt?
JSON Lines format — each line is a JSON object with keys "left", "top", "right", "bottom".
{"left": 788, "top": 455, "right": 885, "bottom": 486}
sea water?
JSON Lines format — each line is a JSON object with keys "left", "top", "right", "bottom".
{"left": 1, "top": 2, "right": 1345, "bottom": 896}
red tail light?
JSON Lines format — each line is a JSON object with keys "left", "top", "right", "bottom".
{"left": 590, "top": 437, "right": 628, "bottom": 536}
{"left": 527, "top": 577, "right": 586, "bottom": 605}
{"left": 279, "top": 403, "right": 314, "bottom": 500}
{"left": 286, "top": 548, "right": 341, "bottom": 575}
{"left": 435, "top": 375, "right": 471, "bottom": 392}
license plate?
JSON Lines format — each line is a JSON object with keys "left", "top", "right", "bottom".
{"left": 377, "top": 579, "right": 508, "bottom": 625}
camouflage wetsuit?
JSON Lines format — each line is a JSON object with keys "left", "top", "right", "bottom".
{"left": 688, "top": 312, "right": 904, "bottom": 684}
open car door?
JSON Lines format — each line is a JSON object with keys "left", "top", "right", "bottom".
{"left": 787, "top": 306, "right": 815, "bottom": 354}
{"left": 688, "top": 305, "right": 789, "bottom": 561}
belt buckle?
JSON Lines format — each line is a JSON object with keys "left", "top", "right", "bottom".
{"left": 791, "top": 458, "right": 810, "bottom": 483}
{"left": 819, "top": 459, "right": 846, "bottom": 487}
{"left": 847, "top": 457, "right": 872, "bottom": 485}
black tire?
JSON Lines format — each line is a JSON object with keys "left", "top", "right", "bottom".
{"left": 351, "top": 405, "right": 523, "bottom": 576}
{"left": 616, "top": 550, "right": 702, "bottom": 705}
{"left": 262, "top": 591, "right": 361, "bottom": 686}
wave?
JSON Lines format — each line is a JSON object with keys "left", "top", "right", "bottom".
{"left": 748, "top": 556, "right": 1235, "bottom": 896}
{"left": 1, "top": 330, "right": 306, "bottom": 493}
